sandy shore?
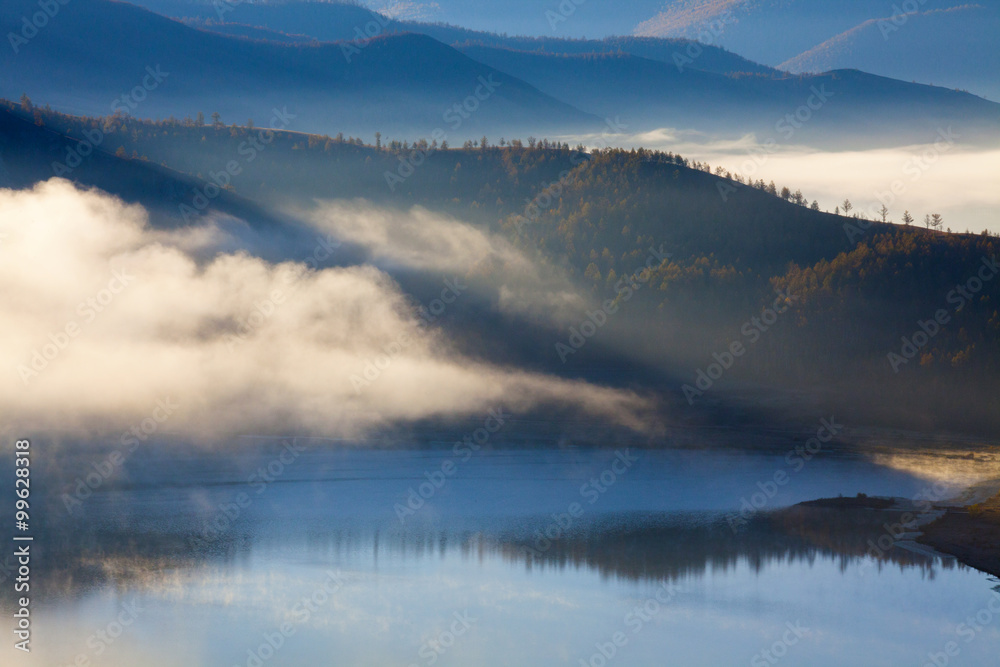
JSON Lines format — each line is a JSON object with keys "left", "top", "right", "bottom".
{"left": 917, "top": 482, "right": 1000, "bottom": 578}
{"left": 793, "top": 476, "right": 1000, "bottom": 578}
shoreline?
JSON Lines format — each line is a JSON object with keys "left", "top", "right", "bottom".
{"left": 917, "top": 481, "right": 1000, "bottom": 579}
{"left": 798, "top": 479, "right": 1000, "bottom": 579}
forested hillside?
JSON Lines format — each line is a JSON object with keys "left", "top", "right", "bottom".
{"left": 5, "top": 98, "right": 998, "bottom": 431}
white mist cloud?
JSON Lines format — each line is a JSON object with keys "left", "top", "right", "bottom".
{"left": 305, "top": 200, "right": 589, "bottom": 324}
{"left": 565, "top": 128, "right": 1000, "bottom": 234}
{"left": 306, "top": 201, "right": 523, "bottom": 273}
{"left": 0, "top": 180, "right": 656, "bottom": 438}
{"left": 685, "top": 140, "right": 1000, "bottom": 234}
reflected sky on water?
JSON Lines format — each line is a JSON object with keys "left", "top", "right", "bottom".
{"left": 2, "top": 444, "right": 998, "bottom": 666}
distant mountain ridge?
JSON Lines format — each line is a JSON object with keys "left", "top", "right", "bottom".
{"left": 0, "top": 0, "right": 600, "bottom": 138}
{"left": 459, "top": 44, "right": 1000, "bottom": 148}
{"left": 361, "top": 0, "right": 667, "bottom": 38}
{"left": 634, "top": 0, "right": 1000, "bottom": 102}
{"left": 4, "top": 0, "right": 999, "bottom": 152}
{"left": 178, "top": 18, "right": 320, "bottom": 44}
{"left": 77, "top": 0, "right": 1000, "bottom": 148}
{"left": 123, "top": 0, "right": 777, "bottom": 76}
{"left": 124, "top": 0, "right": 1000, "bottom": 106}
{"left": 632, "top": 0, "right": 968, "bottom": 64}
{"left": 780, "top": 5, "right": 1000, "bottom": 102}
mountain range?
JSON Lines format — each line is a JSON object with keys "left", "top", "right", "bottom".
{"left": 3, "top": 0, "right": 999, "bottom": 147}
{"left": 631, "top": 0, "right": 1000, "bottom": 102}
{"left": 1, "top": 0, "right": 597, "bottom": 139}
{"left": 780, "top": 4, "right": 1000, "bottom": 102}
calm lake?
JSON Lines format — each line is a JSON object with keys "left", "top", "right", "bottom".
{"left": 4, "top": 444, "right": 999, "bottom": 666}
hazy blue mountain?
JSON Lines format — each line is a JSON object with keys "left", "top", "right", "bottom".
{"left": 633, "top": 0, "right": 971, "bottom": 66}
{"left": 362, "top": 0, "right": 667, "bottom": 38}
{"left": 122, "top": 0, "right": 776, "bottom": 76}
{"left": 128, "top": 0, "right": 390, "bottom": 40}
{"left": 178, "top": 18, "right": 321, "bottom": 44}
{"left": 780, "top": 5, "right": 1000, "bottom": 102}
{"left": 134, "top": 0, "right": 668, "bottom": 40}
{"left": 0, "top": 0, "right": 599, "bottom": 139}
{"left": 460, "top": 45, "right": 1000, "bottom": 148}
{"left": 423, "top": 33, "right": 774, "bottom": 76}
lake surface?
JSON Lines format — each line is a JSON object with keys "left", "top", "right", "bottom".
{"left": 3, "top": 444, "right": 999, "bottom": 666}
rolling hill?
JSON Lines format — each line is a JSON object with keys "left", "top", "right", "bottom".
{"left": 4, "top": 99, "right": 999, "bottom": 432}
{"left": 0, "top": 102, "right": 327, "bottom": 260}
